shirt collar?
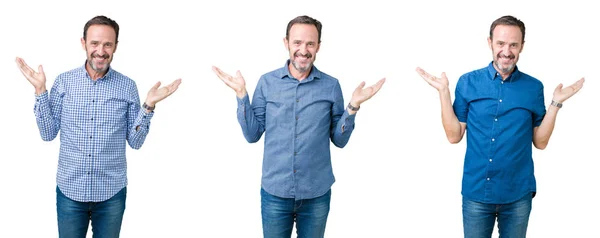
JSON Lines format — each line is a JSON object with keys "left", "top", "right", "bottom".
{"left": 487, "top": 61, "right": 520, "bottom": 83}
{"left": 277, "top": 59, "right": 322, "bottom": 82}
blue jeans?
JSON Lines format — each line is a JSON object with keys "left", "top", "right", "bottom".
{"left": 261, "top": 188, "right": 331, "bottom": 238}
{"left": 56, "top": 186, "right": 127, "bottom": 238}
{"left": 462, "top": 193, "right": 533, "bottom": 238}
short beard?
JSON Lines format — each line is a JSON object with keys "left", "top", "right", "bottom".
{"left": 292, "top": 60, "right": 311, "bottom": 73}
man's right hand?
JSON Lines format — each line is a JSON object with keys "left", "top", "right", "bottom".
{"left": 416, "top": 67, "right": 449, "bottom": 92}
{"left": 16, "top": 57, "right": 47, "bottom": 95}
{"left": 212, "top": 66, "right": 247, "bottom": 99}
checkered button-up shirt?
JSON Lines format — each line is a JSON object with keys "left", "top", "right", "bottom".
{"left": 34, "top": 63, "right": 153, "bottom": 202}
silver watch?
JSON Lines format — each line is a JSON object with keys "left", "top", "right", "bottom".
{"left": 550, "top": 100, "right": 562, "bottom": 108}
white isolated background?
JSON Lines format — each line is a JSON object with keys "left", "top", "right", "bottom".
{"left": 0, "top": 0, "right": 598, "bottom": 237}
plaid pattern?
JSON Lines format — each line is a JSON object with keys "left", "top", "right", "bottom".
{"left": 34, "top": 63, "right": 153, "bottom": 202}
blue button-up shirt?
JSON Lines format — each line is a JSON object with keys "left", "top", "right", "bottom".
{"left": 34, "top": 63, "right": 153, "bottom": 202}
{"left": 237, "top": 61, "right": 355, "bottom": 200}
{"left": 453, "top": 62, "right": 546, "bottom": 204}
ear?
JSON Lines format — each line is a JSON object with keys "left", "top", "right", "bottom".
{"left": 487, "top": 37, "right": 492, "bottom": 50}
{"left": 81, "top": 37, "right": 86, "bottom": 50}
{"left": 283, "top": 37, "right": 289, "bottom": 51}
{"left": 316, "top": 42, "right": 320, "bottom": 53}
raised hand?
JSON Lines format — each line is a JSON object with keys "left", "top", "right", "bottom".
{"left": 145, "top": 79, "right": 182, "bottom": 107}
{"left": 349, "top": 78, "right": 386, "bottom": 107}
{"left": 552, "top": 78, "right": 585, "bottom": 104}
{"left": 16, "top": 57, "right": 47, "bottom": 94}
{"left": 416, "top": 67, "right": 449, "bottom": 92}
{"left": 212, "top": 66, "right": 247, "bottom": 98}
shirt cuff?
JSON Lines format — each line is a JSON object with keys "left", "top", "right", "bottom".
{"left": 34, "top": 91, "right": 49, "bottom": 116}
{"left": 35, "top": 91, "right": 49, "bottom": 103}
{"left": 237, "top": 94, "right": 250, "bottom": 107}
{"left": 237, "top": 94, "right": 250, "bottom": 118}
{"left": 344, "top": 113, "right": 356, "bottom": 125}
{"left": 138, "top": 108, "right": 155, "bottom": 125}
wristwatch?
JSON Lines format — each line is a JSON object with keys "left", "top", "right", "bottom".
{"left": 142, "top": 102, "right": 155, "bottom": 111}
{"left": 550, "top": 100, "right": 562, "bottom": 108}
{"left": 347, "top": 102, "right": 360, "bottom": 111}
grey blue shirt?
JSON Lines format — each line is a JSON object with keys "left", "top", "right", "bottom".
{"left": 237, "top": 61, "right": 355, "bottom": 200}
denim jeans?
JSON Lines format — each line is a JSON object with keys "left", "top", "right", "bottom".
{"left": 56, "top": 186, "right": 127, "bottom": 238}
{"left": 261, "top": 188, "right": 331, "bottom": 238}
{"left": 462, "top": 193, "right": 533, "bottom": 238}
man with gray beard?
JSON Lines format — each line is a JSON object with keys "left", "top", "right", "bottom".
{"left": 213, "top": 15, "right": 385, "bottom": 238}
{"left": 416, "top": 15, "right": 584, "bottom": 237}
{"left": 16, "top": 15, "right": 181, "bottom": 238}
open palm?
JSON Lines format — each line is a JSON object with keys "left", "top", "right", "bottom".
{"left": 146, "top": 79, "right": 182, "bottom": 106}
{"left": 212, "top": 66, "right": 247, "bottom": 98}
{"left": 351, "top": 78, "right": 386, "bottom": 106}
{"left": 16, "top": 57, "right": 46, "bottom": 93}
{"left": 553, "top": 78, "right": 585, "bottom": 103}
{"left": 416, "top": 67, "right": 449, "bottom": 92}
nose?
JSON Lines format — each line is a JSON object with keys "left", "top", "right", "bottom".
{"left": 298, "top": 44, "right": 308, "bottom": 54}
{"left": 501, "top": 44, "right": 510, "bottom": 55}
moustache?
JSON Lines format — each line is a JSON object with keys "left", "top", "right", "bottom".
{"left": 295, "top": 52, "right": 312, "bottom": 59}
{"left": 92, "top": 53, "right": 109, "bottom": 59}
{"left": 497, "top": 54, "right": 515, "bottom": 60}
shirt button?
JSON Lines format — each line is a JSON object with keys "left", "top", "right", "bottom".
{"left": 501, "top": 81, "right": 504, "bottom": 84}
{"left": 487, "top": 178, "right": 490, "bottom": 181}
{"left": 499, "top": 99, "right": 503, "bottom": 102}
{"left": 296, "top": 116, "right": 298, "bottom": 120}
{"left": 88, "top": 154, "right": 91, "bottom": 157}
{"left": 87, "top": 172, "right": 90, "bottom": 175}
{"left": 296, "top": 99, "right": 299, "bottom": 102}
{"left": 489, "top": 159, "right": 493, "bottom": 162}
{"left": 294, "top": 152, "right": 297, "bottom": 156}
{"left": 491, "top": 138, "right": 495, "bottom": 142}
{"left": 294, "top": 170, "right": 297, "bottom": 173}
{"left": 89, "top": 136, "right": 92, "bottom": 139}
{"left": 494, "top": 118, "right": 498, "bottom": 121}
{"left": 91, "top": 117, "right": 94, "bottom": 121}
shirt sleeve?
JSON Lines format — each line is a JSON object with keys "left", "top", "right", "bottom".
{"left": 34, "top": 77, "right": 63, "bottom": 141}
{"left": 330, "top": 80, "right": 355, "bottom": 148}
{"left": 453, "top": 76, "right": 469, "bottom": 123}
{"left": 237, "top": 77, "right": 266, "bottom": 143}
{"left": 126, "top": 82, "right": 154, "bottom": 149}
{"left": 532, "top": 84, "right": 546, "bottom": 127}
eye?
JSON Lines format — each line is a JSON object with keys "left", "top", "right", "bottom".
{"left": 90, "top": 42, "right": 98, "bottom": 46}
{"left": 510, "top": 43, "right": 518, "bottom": 48}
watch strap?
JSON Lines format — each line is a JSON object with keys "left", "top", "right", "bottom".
{"left": 347, "top": 102, "right": 360, "bottom": 111}
{"left": 142, "top": 102, "right": 155, "bottom": 111}
{"left": 550, "top": 100, "right": 562, "bottom": 108}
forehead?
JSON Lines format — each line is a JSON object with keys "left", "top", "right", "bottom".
{"left": 288, "top": 23, "right": 318, "bottom": 41}
{"left": 492, "top": 25, "right": 522, "bottom": 43}
{"left": 86, "top": 24, "right": 117, "bottom": 43}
